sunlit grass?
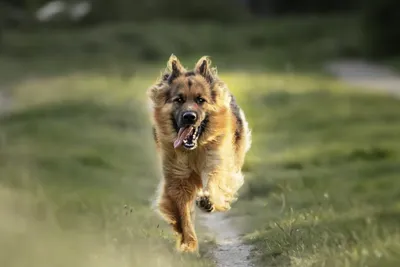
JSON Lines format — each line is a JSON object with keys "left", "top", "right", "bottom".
{"left": 228, "top": 75, "right": 400, "bottom": 266}
{"left": 2, "top": 57, "right": 399, "bottom": 266}
{"left": 0, "top": 69, "right": 214, "bottom": 267}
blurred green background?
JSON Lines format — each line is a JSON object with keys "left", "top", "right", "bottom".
{"left": 0, "top": 0, "right": 400, "bottom": 267}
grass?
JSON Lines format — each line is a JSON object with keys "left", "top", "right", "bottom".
{"left": 230, "top": 79, "right": 400, "bottom": 266}
{"left": 0, "top": 72, "right": 216, "bottom": 267}
{"left": 1, "top": 14, "right": 400, "bottom": 267}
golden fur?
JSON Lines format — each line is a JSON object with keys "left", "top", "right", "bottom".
{"left": 147, "top": 54, "right": 251, "bottom": 253}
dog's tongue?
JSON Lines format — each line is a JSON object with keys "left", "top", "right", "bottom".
{"left": 174, "top": 127, "right": 193, "bottom": 148}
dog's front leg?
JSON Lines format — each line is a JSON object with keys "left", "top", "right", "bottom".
{"left": 157, "top": 173, "right": 199, "bottom": 253}
{"left": 196, "top": 154, "right": 233, "bottom": 213}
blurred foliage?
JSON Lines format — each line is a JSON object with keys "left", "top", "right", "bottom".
{"left": 87, "top": 0, "right": 248, "bottom": 23}
{"left": 0, "top": 16, "right": 360, "bottom": 71}
{"left": 360, "top": 0, "right": 400, "bottom": 59}
{"left": 248, "top": 0, "right": 361, "bottom": 15}
{"left": 1, "top": 0, "right": 400, "bottom": 61}
{"left": 1, "top": 0, "right": 250, "bottom": 25}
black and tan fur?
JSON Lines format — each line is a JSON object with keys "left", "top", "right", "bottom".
{"left": 147, "top": 54, "right": 251, "bottom": 253}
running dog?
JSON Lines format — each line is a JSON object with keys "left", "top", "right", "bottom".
{"left": 147, "top": 54, "right": 251, "bottom": 253}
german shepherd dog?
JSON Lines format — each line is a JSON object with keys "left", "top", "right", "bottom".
{"left": 147, "top": 54, "right": 251, "bottom": 253}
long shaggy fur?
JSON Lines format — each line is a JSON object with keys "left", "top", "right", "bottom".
{"left": 147, "top": 54, "right": 252, "bottom": 253}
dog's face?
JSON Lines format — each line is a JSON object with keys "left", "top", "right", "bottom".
{"left": 148, "top": 55, "right": 229, "bottom": 151}
{"left": 168, "top": 74, "right": 211, "bottom": 150}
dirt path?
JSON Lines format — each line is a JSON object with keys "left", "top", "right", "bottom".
{"left": 199, "top": 212, "right": 254, "bottom": 267}
{"left": 0, "top": 89, "right": 13, "bottom": 116}
{"left": 325, "top": 60, "right": 400, "bottom": 97}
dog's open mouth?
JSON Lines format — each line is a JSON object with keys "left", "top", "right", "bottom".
{"left": 174, "top": 126, "right": 200, "bottom": 150}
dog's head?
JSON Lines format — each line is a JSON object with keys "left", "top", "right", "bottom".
{"left": 148, "top": 54, "right": 230, "bottom": 151}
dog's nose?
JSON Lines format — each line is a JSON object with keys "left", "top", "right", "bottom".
{"left": 182, "top": 111, "right": 197, "bottom": 125}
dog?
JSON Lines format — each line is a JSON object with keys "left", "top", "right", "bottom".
{"left": 147, "top": 54, "right": 251, "bottom": 253}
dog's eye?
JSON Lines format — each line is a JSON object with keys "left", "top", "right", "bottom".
{"left": 174, "top": 97, "right": 183, "bottom": 103}
{"left": 196, "top": 97, "right": 206, "bottom": 104}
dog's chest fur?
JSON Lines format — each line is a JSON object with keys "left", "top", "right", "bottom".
{"left": 175, "top": 148, "right": 207, "bottom": 176}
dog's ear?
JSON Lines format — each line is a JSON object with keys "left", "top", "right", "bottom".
{"left": 210, "top": 81, "right": 230, "bottom": 108}
{"left": 147, "top": 70, "right": 170, "bottom": 106}
{"left": 147, "top": 81, "right": 170, "bottom": 107}
{"left": 167, "top": 54, "right": 185, "bottom": 83}
{"left": 194, "top": 56, "right": 215, "bottom": 83}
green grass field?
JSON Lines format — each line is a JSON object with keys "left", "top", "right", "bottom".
{"left": 1, "top": 15, "right": 400, "bottom": 267}
{"left": 0, "top": 70, "right": 217, "bottom": 267}
{"left": 231, "top": 75, "right": 400, "bottom": 267}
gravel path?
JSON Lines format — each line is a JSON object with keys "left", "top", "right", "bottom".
{"left": 325, "top": 60, "right": 400, "bottom": 97}
{"left": 200, "top": 212, "right": 254, "bottom": 267}
{"left": 0, "top": 89, "right": 13, "bottom": 116}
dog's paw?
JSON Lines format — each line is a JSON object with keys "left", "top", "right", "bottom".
{"left": 195, "top": 191, "right": 214, "bottom": 213}
{"left": 178, "top": 238, "right": 198, "bottom": 254}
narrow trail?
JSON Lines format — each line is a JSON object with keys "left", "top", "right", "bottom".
{"left": 0, "top": 90, "right": 13, "bottom": 116}
{"left": 199, "top": 212, "right": 254, "bottom": 267}
{"left": 325, "top": 60, "right": 400, "bottom": 97}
